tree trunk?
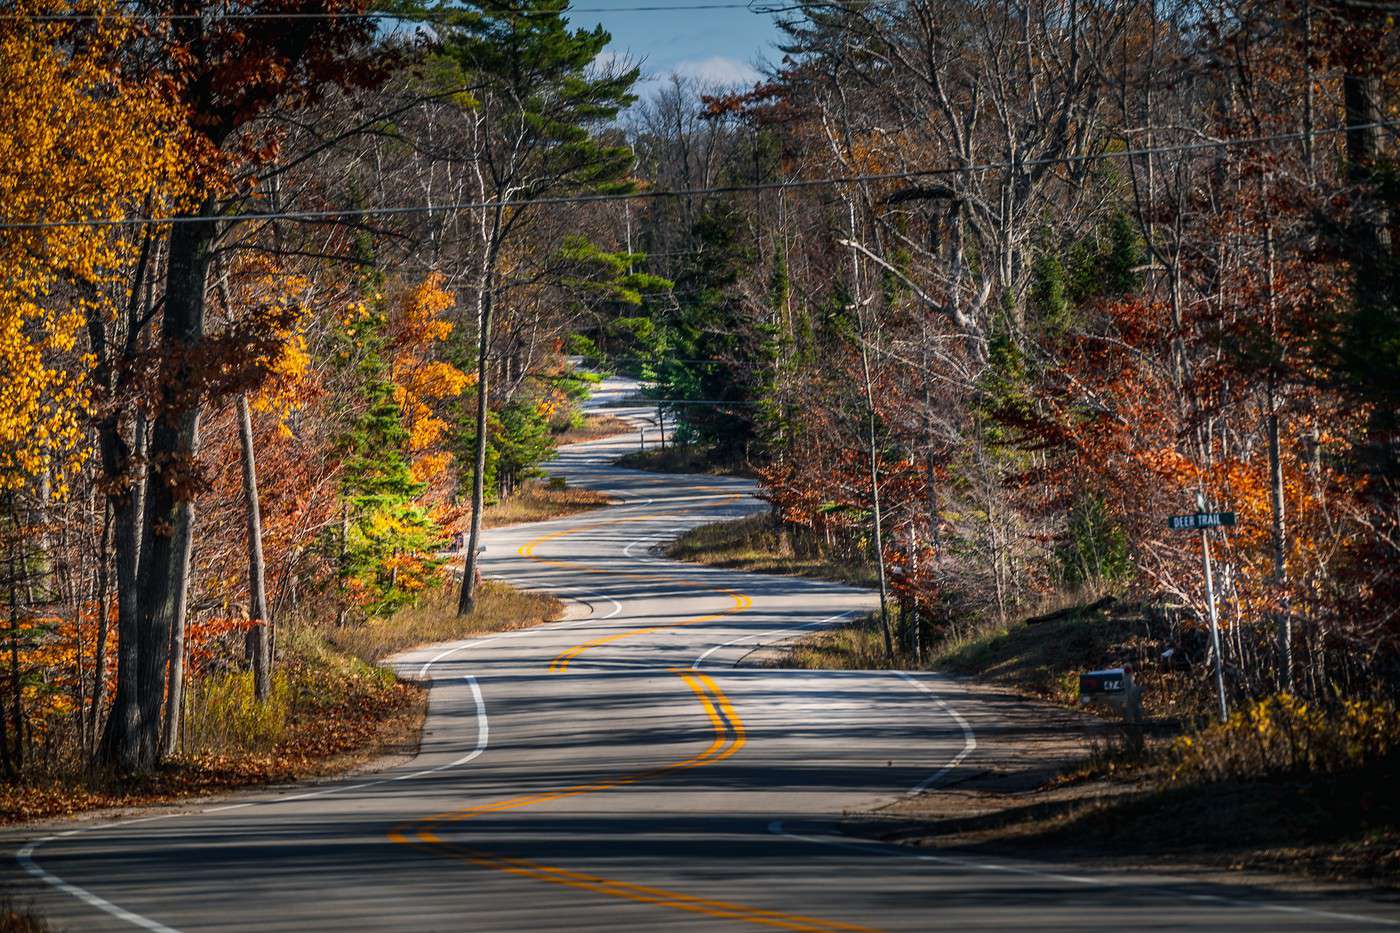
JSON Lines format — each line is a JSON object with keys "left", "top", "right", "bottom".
{"left": 458, "top": 248, "right": 498, "bottom": 617}
{"left": 99, "top": 211, "right": 216, "bottom": 772}
{"left": 88, "top": 504, "right": 112, "bottom": 755}
{"left": 847, "top": 204, "right": 894, "bottom": 661}
{"left": 237, "top": 395, "right": 273, "bottom": 700}
{"left": 160, "top": 483, "right": 197, "bottom": 758}
{"left": 93, "top": 413, "right": 143, "bottom": 767}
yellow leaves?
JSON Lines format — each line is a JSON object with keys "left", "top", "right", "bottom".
{"left": 410, "top": 451, "right": 453, "bottom": 485}
{"left": 1169, "top": 692, "right": 1400, "bottom": 783}
{"left": 0, "top": 0, "right": 192, "bottom": 496}
{"left": 387, "top": 273, "right": 467, "bottom": 487}
{"left": 415, "top": 360, "right": 471, "bottom": 399}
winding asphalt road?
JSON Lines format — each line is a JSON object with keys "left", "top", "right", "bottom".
{"left": 10, "top": 376, "right": 1400, "bottom": 931}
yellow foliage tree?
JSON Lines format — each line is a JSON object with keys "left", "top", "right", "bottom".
{"left": 389, "top": 274, "right": 469, "bottom": 486}
{"left": 0, "top": 1, "right": 189, "bottom": 495}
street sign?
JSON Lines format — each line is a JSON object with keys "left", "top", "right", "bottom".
{"left": 1169, "top": 499, "right": 1235, "bottom": 722}
{"left": 1167, "top": 511, "right": 1236, "bottom": 531}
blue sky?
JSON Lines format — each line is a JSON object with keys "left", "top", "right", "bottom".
{"left": 575, "top": 1, "right": 783, "bottom": 91}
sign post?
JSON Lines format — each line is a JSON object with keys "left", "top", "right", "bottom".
{"left": 1167, "top": 496, "right": 1235, "bottom": 723}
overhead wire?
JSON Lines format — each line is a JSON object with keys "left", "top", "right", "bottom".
{"left": 2, "top": 121, "right": 1392, "bottom": 231}
{"left": 1, "top": 0, "right": 828, "bottom": 21}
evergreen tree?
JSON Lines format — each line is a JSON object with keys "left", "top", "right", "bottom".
{"left": 650, "top": 202, "right": 767, "bottom": 461}
{"left": 338, "top": 304, "right": 444, "bottom": 618}
{"left": 429, "top": 0, "right": 642, "bottom": 614}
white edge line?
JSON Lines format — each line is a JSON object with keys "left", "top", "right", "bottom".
{"left": 17, "top": 469, "right": 713, "bottom": 930}
{"left": 764, "top": 820, "right": 1400, "bottom": 928}
{"left": 16, "top": 839, "right": 181, "bottom": 933}
{"left": 19, "top": 512, "right": 653, "bottom": 930}
{"left": 896, "top": 671, "right": 977, "bottom": 795}
{"left": 18, "top": 624, "right": 508, "bottom": 931}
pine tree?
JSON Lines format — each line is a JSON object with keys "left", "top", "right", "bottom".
{"left": 339, "top": 305, "right": 443, "bottom": 619}
{"left": 428, "top": 0, "right": 642, "bottom": 614}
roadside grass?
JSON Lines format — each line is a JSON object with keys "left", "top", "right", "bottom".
{"left": 0, "top": 636, "right": 425, "bottom": 824}
{"left": 885, "top": 751, "right": 1400, "bottom": 885}
{"left": 785, "top": 614, "right": 890, "bottom": 670}
{"left": 482, "top": 479, "right": 615, "bottom": 529}
{"left": 666, "top": 513, "right": 878, "bottom": 587}
{"left": 782, "top": 598, "right": 1207, "bottom": 720}
{"left": 614, "top": 442, "right": 752, "bottom": 478}
{"left": 902, "top": 695, "right": 1400, "bottom": 885}
{"left": 0, "top": 580, "right": 563, "bottom": 825}
{"left": 552, "top": 412, "right": 633, "bottom": 445}
{"left": 0, "top": 898, "right": 47, "bottom": 933}
{"left": 321, "top": 580, "right": 563, "bottom": 663}
{"left": 658, "top": 509, "right": 1400, "bottom": 885}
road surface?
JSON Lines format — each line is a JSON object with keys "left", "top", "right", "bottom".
{"left": 11, "top": 376, "right": 1400, "bottom": 930}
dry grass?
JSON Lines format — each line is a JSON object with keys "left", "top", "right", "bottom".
{"left": 614, "top": 443, "right": 752, "bottom": 478}
{"left": 553, "top": 412, "right": 633, "bottom": 444}
{"left": 0, "top": 899, "right": 48, "bottom": 933}
{"left": 322, "top": 580, "right": 563, "bottom": 663}
{"left": 785, "top": 613, "right": 891, "bottom": 670}
{"left": 667, "top": 514, "right": 878, "bottom": 586}
{"left": 0, "top": 580, "right": 560, "bottom": 826}
{"left": 482, "top": 479, "right": 615, "bottom": 529}
{"left": 873, "top": 751, "right": 1400, "bottom": 886}
{"left": 782, "top": 598, "right": 1208, "bottom": 720}
{"left": 0, "top": 639, "right": 426, "bottom": 825}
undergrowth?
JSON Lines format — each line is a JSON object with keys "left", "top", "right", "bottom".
{"left": 482, "top": 479, "right": 614, "bottom": 529}
{"left": 614, "top": 442, "right": 751, "bottom": 477}
{"left": 0, "top": 898, "right": 47, "bottom": 933}
{"left": 322, "top": 580, "right": 562, "bottom": 663}
{"left": 552, "top": 412, "right": 633, "bottom": 445}
{"left": 667, "top": 514, "right": 878, "bottom": 587}
{"left": 1, "top": 580, "right": 560, "bottom": 825}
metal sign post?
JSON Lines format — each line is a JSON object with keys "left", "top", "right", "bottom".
{"left": 1167, "top": 496, "right": 1235, "bottom": 723}
{"left": 1198, "top": 524, "right": 1228, "bottom": 723}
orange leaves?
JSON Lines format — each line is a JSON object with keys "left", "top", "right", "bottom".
{"left": 388, "top": 273, "right": 467, "bottom": 485}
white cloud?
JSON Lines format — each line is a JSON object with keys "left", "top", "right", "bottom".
{"left": 670, "top": 56, "right": 761, "bottom": 88}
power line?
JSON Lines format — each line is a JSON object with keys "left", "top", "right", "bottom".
{"left": 2, "top": 122, "right": 1392, "bottom": 231}
{"left": 2, "top": 0, "right": 817, "bottom": 21}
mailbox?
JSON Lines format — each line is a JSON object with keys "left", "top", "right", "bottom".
{"left": 1079, "top": 666, "right": 1143, "bottom": 722}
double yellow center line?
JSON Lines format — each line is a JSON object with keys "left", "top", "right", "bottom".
{"left": 391, "top": 672, "right": 874, "bottom": 931}
{"left": 389, "top": 509, "right": 882, "bottom": 931}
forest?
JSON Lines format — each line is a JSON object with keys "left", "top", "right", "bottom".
{"left": 0, "top": 0, "right": 1397, "bottom": 815}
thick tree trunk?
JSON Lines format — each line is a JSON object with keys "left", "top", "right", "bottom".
{"left": 99, "top": 212, "right": 216, "bottom": 772}
{"left": 93, "top": 415, "right": 144, "bottom": 770}
{"left": 237, "top": 394, "right": 272, "bottom": 700}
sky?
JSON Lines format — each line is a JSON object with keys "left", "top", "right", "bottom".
{"left": 572, "top": 1, "right": 785, "bottom": 93}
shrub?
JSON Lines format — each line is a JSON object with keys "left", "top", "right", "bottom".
{"left": 1168, "top": 693, "right": 1400, "bottom": 783}
{"left": 183, "top": 671, "right": 292, "bottom": 755}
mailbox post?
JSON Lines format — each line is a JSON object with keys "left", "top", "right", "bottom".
{"left": 1167, "top": 494, "right": 1235, "bottom": 723}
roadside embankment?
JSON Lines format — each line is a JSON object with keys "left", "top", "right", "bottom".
{"left": 481, "top": 478, "right": 616, "bottom": 529}
{"left": 614, "top": 442, "right": 753, "bottom": 478}
{"left": 666, "top": 511, "right": 1400, "bottom": 887}
{"left": 0, "top": 581, "right": 561, "bottom": 826}
{"left": 665, "top": 513, "right": 877, "bottom": 587}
